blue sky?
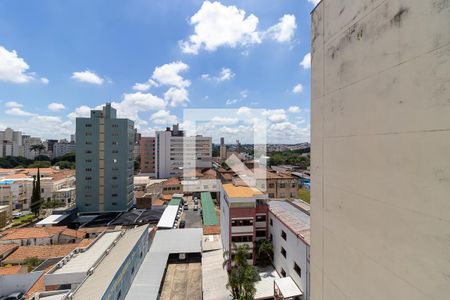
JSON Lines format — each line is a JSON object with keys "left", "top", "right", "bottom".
{"left": 0, "top": 0, "right": 317, "bottom": 143}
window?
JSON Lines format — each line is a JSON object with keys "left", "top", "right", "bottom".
{"left": 281, "top": 230, "right": 287, "bottom": 241}
{"left": 269, "top": 233, "right": 273, "bottom": 241}
{"left": 112, "top": 202, "right": 117, "bottom": 206}
{"left": 112, "top": 141, "right": 118, "bottom": 145}
{"left": 231, "top": 219, "right": 253, "bottom": 226}
{"left": 85, "top": 124, "right": 92, "bottom": 127}
{"left": 256, "top": 230, "right": 266, "bottom": 237}
{"left": 85, "top": 168, "right": 92, "bottom": 172}
{"left": 256, "top": 215, "right": 266, "bottom": 222}
{"left": 85, "top": 176, "right": 92, "bottom": 180}
{"left": 231, "top": 235, "right": 253, "bottom": 243}
{"left": 294, "top": 262, "right": 301, "bottom": 277}
{"left": 281, "top": 247, "right": 286, "bottom": 258}
{"left": 85, "top": 150, "right": 92, "bottom": 154}
{"left": 112, "top": 193, "right": 118, "bottom": 197}
{"left": 269, "top": 193, "right": 275, "bottom": 198}
{"left": 268, "top": 183, "right": 275, "bottom": 188}
{"left": 279, "top": 183, "right": 286, "bottom": 188}
{"left": 280, "top": 268, "right": 286, "bottom": 277}
{"left": 270, "top": 218, "right": 273, "bottom": 226}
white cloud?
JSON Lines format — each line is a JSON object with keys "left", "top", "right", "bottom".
{"left": 71, "top": 70, "right": 105, "bottom": 85}
{"left": 264, "top": 14, "right": 297, "bottom": 42}
{"left": 151, "top": 61, "right": 190, "bottom": 88}
{"left": 292, "top": 83, "right": 303, "bottom": 94}
{"left": 180, "top": 1, "right": 261, "bottom": 54}
{"left": 164, "top": 87, "right": 189, "bottom": 107}
{"left": 67, "top": 105, "right": 92, "bottom": 119}
{"left": 240, "top": 90, "right": 248, "bottom": 98}
{"left": 0, "top": 46, "right": 36, "bottom": 83}
{"left": 300, "top": 52, "right": 311, "bottom": 69}
{"left": 226, "top": 99, "right": 239, "bottom": 105}
{"left": 132, "top": 79, "right": 158, "bottom": 92}
{"left": 5, "top": 101, "right": 23, "bottom": 108}
{"left": 288, "top": 106, "right": 301, "bottom": 113}
{"left": 263, "top": 109, "right": 287, "bottom": 123}
{"left": 117, "top": 92, "right": 166, "bottom": 119}
{"left": 150, "top": 110, "right": 178, "bottom": 125}
{"left": 5, "top": 107, "right": 35, "bottom": 116}
{"left": 41, "top": 77, "right": 49, "bottom": 84}
{"left": 211, "top": 116, "right": 239, "bottom": 126}
{"left": 48, "top": 102, "right": 66, "bottom": 111}
{"left": 202, "top": 67, "right": 235, "bottom": 82}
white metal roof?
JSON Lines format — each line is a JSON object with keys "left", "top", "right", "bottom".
{"left": 36, "top": 214, "right": 70, "bottom": 226}
{"left": 52, "top": 231, "right": 121, "bottom": 275}
{"left": 156, "top": 205, "right": 179, "bottom": 228}
{"left": 275, "top": 277, "right": 303, "bottom": 298}
{"left": 202, "top": 249, "right": 230, "bottom": 300}
{"left": 150, "top": 228, "right": 202, "bottom": 253}
{"left": 254, "top": 267, "right": 280, "bottom": 300}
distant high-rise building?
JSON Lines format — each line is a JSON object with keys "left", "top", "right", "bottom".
{"left": 155, "top": 124, "right": 212, "bottom": 179}
{"left": 219, "top": 137, "right": 227, "bottom": 160}
{"left": 0, "top": 128, "right": 22, "bottom": 157}
{"left": 21, "top": 136, "right": 42, "bottom": 159}
{"left": 53, "top": 139, "right": 76, "bottom": 159}
{"left": 76, "top": 103, "right": 135, "bottom": 213}
{"left": 70, "top": 134, "right": 76, "bottom": 143}
{"left": 139, "top": 137, "right": 155, "bottom": 175}
{"left": 311, "top": 1, "right": 450, "bottom": 299}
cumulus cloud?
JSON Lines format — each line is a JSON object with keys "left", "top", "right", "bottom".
{"left": 202, "top": 67, "right": 235, "bottom": 82}
{"left": 264, "top": 14, "right": 297, "bottom": 42}
{"left": 300, "top": 52, "right": 311, "bottom": 69}
{"left": 225, "top": 99, "right": 239, "bottom": 105}
{"left": 150, "top": 110, "right": 178, "bottom": 125}
{"left": 180, "top": 1, "right": 261, "bottom": 54}
{"left": 71, "top": 70, "right": 105, "bottom": 85}
{"left": 48, "top": 102, "right": 65, "bottom": 111}
{"left": 41, "top": 77, "right": 49, "bottom": 84}
{"left": 5, "top": 101, "right": 23, "bottom": 108}
{"left": 164, "top": 87, "right": 189, "bottom": 107}
{"left": 151, "top": 61, "right": 190, "bottom": 88}
{"left": 263, "top": 109, "right": 287, "bottom": 123}
{"left": 288, "top": 106, "right": 301, "bottom": 113}
{"left": 292, "top": 83, "right": 303, "bottom": 94}
{"left": 116, "top": 92, "right": 166, "bottom": 119}
{"left": 67, "top": 105, "right": 92, "bottom": 119}
{"left": 5, "top": 107, "right": 35, "bottom": 116}
{"left": 132, "top": 79, "right": 158, "bottom": 92}
{"left": 0, "top": 46, "right": 41, "bottom": 83}
{"left": 211, "top": 116, "right": 239, "bottom": 126}
{"left": 307, "top": 0, "right": 321, "bottom": 6}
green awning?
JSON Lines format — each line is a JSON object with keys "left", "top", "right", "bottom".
{"left": 168, "top": 198, "right": 181, "bottom": 206}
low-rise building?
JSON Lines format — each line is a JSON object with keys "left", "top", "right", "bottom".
{"left": 0, "top": 226, "right": 86, "bottom": 246}
{"left": 220, "top": 183, "right": 269, "bottom": 266}
{"left": 269, "top": 200, "right": 310, "bottom": 300}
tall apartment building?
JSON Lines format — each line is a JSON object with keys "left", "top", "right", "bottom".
{"left": 0, "top": 128, "right": 21, "bottom": 157}
{"left": 311, "top": 1, "right": 450, "bottom": 299}
{"left": 21, "top": 136, "right": 42, "bottom": 159}
{"left": 139, "top": 137, "right": 155, "bottom": 175}
{"left": 76, "top": 103, "right": 135, "bottom": 213}
{"left": 219, "top": 137, "right": 227, "bottom": 160}
{"left": 155, "top": 124, "right": 212, "bottom": 179}
{"left": 52, "top": 140, "right": 76, "bottom": 158}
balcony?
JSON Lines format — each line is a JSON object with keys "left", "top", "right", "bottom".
{"left": 233, "top": 241, "right": 253, "bottom": 248}
{"left": 231, "top": 226, "right": 253, "bottom": 233}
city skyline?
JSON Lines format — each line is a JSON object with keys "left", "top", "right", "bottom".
{"left": 0, "top": 0, "right": 317, "bottom": 143}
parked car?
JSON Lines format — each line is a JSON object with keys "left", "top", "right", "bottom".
{"left": 194, "top": 198, "right": 199, "bottom": 205}
{"left": 193, "top": 205, "right": 198, "bottom": 211}
{"left": 179, "top": 220, "right": 186, "bottom": 228}
{"left": 184, "top": 204, "right": 189, "bottom": 210}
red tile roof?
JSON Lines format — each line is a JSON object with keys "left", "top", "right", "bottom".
{"left": 61, "top": 228, "right": 87, "bottom": 239}
{"left": 0, "top": 227, "right": 67, "bottom": 241}
{"left": 2, "top": 244, "right": 79, "bottom": 264}
{"left": 0, "top": 244, "right": 19, "bottom": 257}
{"left": 0, "top": 265, "right": 23, "bottom": 275}
{"left": 203, "top": 225, "right": 221, "bottom": 235}
{"left": 163, "top": 177, "right": 180, "bottom": 186}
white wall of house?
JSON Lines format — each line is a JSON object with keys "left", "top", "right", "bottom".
{"left": 269, "top": 211, "right": 309, "bottom": 299}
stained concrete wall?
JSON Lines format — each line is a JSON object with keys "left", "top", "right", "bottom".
{"left": 310, "top": 1, "right": 450, "bottom": 299}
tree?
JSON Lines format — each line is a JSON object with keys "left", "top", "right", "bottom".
{"left": 30, "top": 144, "right": 46, "bottom": 159}
{"left": 24, "top": 256, "right": 44, "bottom": 272}
{"left": 256, "top": 239, "right": 273, "bottom": 267}
{"left": 223, "top": 244, "right": 259, "bottom": 300}
{"left": 30, "top": 168, "right": 42, "bottom": 217}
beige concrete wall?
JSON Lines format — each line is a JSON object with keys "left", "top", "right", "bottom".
{"left": 310, "top": 1, "right": 450, "bottom": 299}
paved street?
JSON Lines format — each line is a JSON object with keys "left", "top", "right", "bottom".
{"left": 180, "top": 195, "right": 202, "bottom": 228}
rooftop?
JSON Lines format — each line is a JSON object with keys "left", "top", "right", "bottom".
{"left": 222, "top": 183, "right": 264, "bottom": 198}
{"left": 0, "top": 226, "right": 67, "bottom": 240}
{"left": 201, "top": 192, "right": 218, "bottom": 226}
{"left": 269, "top": 200, "right": 310, "bottom": 244}
{"left": 156, "top": 205, "right": 179, "bottom": 229}
{"left": 2, "top": 244, "right": 79, "bottom": 264}
{"left": 36, "top": 214, "right": 70, "bottom": 226}
{"left": 0, "top": 265, "right": 23, "bottom": 275}
{"left": 0, "top": 244, "right": 18, "bottom": 256}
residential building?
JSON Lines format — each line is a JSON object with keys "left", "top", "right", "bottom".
{"left": 0, "top": 128, "right": 21, "bottom": 157}
{"left": 52, "top": 140, "right": 76, "bottom": 159}
{"left": 219, "top": 137, "right": 227, "bottom": 160}
{"left": 220, "top": 182, "right": 269, "bottom": 266}
{"left": 0, "top": 226, "right": 86, "bottom": 247}
{"left": 311, "top": 1, "right": 450, "bottom": 299}
{"left": 21, "top": 136, "right": 43, "bottom": 159}
{"left": 139, "top": 136, "right": 155, "bottom": 174}
{"left": 76, "top": 103, "right": 135, "bottom": 213}
{"left": 155, "top": 124, "right": 212, "bottom": 179}
{"left": 255, "top": 169, "right": 298, "bottom": 198}
{"left": 0, "top": 178, "right": 32, "bottom": 209}
{"left": 0, "top": 205, "right": 10, "bottom": 228}
{"left": 269, "top": 200, "right": 310, "bottom": 300}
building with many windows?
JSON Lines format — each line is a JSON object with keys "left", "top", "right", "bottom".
{"left": 76, "top": 103, "right": 135, "bottom": 213}
{"left": 155, "top": 124, "right": 212, "bottom": 179}
{"left": 139, "top": 137, "right": 155, "bottom": 175}
{"left": 220, "top": 183, "right": 269, "bottom": 266}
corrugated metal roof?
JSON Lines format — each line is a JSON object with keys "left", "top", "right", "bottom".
{"left": 201, "top": 192, "right": 218, "bottom": 226}
{"left": 168, "top": 198, "right": 181, "bottom": 206}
